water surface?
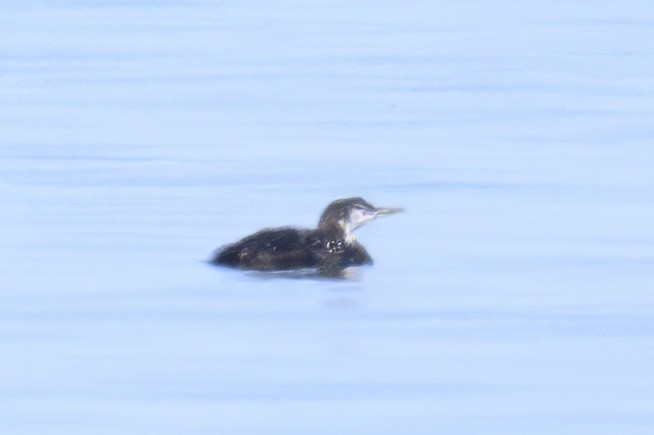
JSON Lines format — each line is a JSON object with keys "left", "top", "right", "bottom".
{"left": 1, "top": 1, "right": 653, "bottom": 434}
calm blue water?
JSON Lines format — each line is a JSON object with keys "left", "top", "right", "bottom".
{"left": 2, "top": 1, "right": 653, "bottom": 433}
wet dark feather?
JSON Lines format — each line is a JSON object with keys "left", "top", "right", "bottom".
{"left": 211, "top": 225, "right": 372, "bottom": 274}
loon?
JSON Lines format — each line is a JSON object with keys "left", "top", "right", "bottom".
{"left": 211, "top": 197, "right": 402, "bottom": 277}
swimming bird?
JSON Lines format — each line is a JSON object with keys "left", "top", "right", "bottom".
{"left": 211, "top": 197, "right": 402, "bottom": 277}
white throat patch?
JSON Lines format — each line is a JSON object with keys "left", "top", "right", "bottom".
{"left": 339, "top": 219, "right": 356, "bottom": 243}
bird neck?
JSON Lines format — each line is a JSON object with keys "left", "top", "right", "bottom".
{"left": 318, "top": 220, "right": 356, "bottom": 244}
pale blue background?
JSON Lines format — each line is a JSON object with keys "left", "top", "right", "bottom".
{"left": 1, "top": 1, "right": 653, "bottom": 433}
